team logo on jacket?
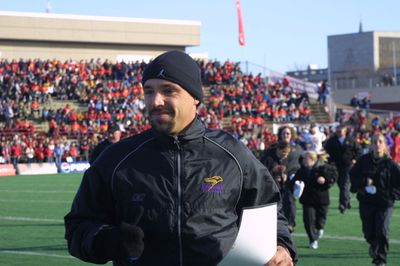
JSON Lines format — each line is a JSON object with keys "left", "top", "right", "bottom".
{"left": 131, "top": 193, "right": 146, "bottom": 202}
{"left": 201, "top": 176, "right": 224, "bottom": 193}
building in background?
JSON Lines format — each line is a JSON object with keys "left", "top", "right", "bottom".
{"left": 0, "top": 11, "right": 201, "bottom": 62}
{"left": 328, "top": 31, "right": 400, "bottom": 90}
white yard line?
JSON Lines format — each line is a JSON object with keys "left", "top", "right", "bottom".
{"left": 1, "top": 234, "right": 398, "bottom": 261}
{"left": 0, "top": 216, "right": 63, "bottom": 223}
{"left": 296, "top": 209, "right": 400, "bottom": 218}
{"left": 0, "top": 184, "right": 78, "bottom": 188}
{"left": 0, "top": 250, "right": 74, "bottom": 259}
{"left": 293, "top": 233, "right": 400, "bottom": 244}
{"left": 0, "top": 215, "right": 398, "bottom": 262}
{"left": 1, "top": 215, "right": 399, "bottom": 244}
{"left": 0, "top": 189, "right": 76, "bottom": 193}
{"left": 0, "top": 199, "right": 70, "bottom": 204}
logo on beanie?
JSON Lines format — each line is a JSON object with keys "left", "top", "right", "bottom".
{"left": 157, "top": 69, "right": 166, "bottom": 78}
{"left": 201, "top": 176, "right": 224, "bottom": 193}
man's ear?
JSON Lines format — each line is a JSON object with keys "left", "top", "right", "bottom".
{"left": 194, "top": 99, "right": 200, "bottom": 106}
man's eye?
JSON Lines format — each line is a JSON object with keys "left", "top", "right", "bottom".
{"left": 144, "top": 90, "right": 153, "bottom": 95}
{"left": 163, "top": 88, "right": 175, "bottom": 95}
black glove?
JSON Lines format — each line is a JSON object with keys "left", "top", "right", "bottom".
{"left": 93, "top": 206, "right": 144, "bottom": 264}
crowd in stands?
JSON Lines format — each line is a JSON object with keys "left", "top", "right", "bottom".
{"left": 200, "top": 59, "right": 312, "bottom": 123}
{"left": 1, "top": 58, "right": 400, "bottom": 165}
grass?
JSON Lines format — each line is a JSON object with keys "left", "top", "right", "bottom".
{"left": 0, "top": 173, "right": 398, "bottom": 265}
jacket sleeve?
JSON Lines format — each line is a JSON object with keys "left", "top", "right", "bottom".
{"left": 238, "top": 150, "right": 281, "bottom": 207}
{"left": 319, "top": 164, "right": 338, "bottom": 190}
{"left": 237, "top": 145, "right": 298, "bottom": 263}
{"left": 64, "top": 166, "right": 116, "bottom": 264}
{"left": 349, "top": 157, "right": 365, "bottom": 193}
{"left": 353, "top": 140, "right": 362, "bottom": 159}
{"left": 286, "top": 149, "right": 301, "bottom": 178}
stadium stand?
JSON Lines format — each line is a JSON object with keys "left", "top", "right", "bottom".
{"left": 1, "top": 57, "right": 400, "bottom": 166}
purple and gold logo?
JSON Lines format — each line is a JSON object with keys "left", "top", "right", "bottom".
{"left": 201, "top": 175, "right": 224, "bottom": 193}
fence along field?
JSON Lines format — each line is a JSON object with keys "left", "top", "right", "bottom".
{"left": 0, "top": 173, "right": 398, "bottom": 266}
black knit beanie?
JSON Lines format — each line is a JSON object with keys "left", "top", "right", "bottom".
{"left": 141, "top": 50, "right": 203, "bottom": 102}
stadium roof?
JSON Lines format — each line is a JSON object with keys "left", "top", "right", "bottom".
{"left": 0, "top": 10, "right": 201, "bottom": 26}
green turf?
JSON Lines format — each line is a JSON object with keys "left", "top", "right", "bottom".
{"left": 0, "top": 173, "right": 398, "bottom": 265}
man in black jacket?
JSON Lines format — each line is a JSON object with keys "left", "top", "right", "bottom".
{"left": 89, "top": 124, "right": 122, "bottom": 164}
{"left": 350, "top": 132, "right": 400, "bottom": 266}
{"left": 64, "top": 51, "right": 297, "bottom": 266}
{"left": 324, "top": 125, "right": 361, "bottom": 213}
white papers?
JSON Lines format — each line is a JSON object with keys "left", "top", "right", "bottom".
{"left": 219, "top": 203, "right": 277, "bottom": 266}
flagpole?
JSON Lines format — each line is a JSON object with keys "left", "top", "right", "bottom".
{"left": 244, "top": 47, "right": 248, "bottom": 75}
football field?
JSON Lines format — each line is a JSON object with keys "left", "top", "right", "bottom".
{"left": 0, "top": 173, "right": 398, "bottom": 266}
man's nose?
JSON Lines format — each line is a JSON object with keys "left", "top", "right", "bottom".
{"left": 151, "top": 92, "right": 165, "bottom": 107}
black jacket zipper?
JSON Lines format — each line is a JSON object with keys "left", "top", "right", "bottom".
{"left": 173, "top": 136, "right": 183, "bottom": 266}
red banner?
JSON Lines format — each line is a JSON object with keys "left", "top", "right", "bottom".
{"left": 236, "top": 0, "right": 246, "bottom": 46}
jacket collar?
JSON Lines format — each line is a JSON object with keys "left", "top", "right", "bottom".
{"left": 151, "top": 116, "right": 206, "bottom": 142}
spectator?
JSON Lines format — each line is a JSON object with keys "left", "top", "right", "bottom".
{"left": 25, "top": 143, "right": 35, "bottom": 163}
{"left": 89, "top": 124, "right": 122, "bottom": 164}
{"left": 54, "top": 143, "right": 64, "bottom": 167}
{"left": 69, "top": 142, "right": 79, "bottom": 162}
{"left": 317, "top": 80, "right": 329, "bottom": 105}
{"left": 391, "top": 131, "right": 400, "bottom": 164}
{"left": 371, "top": 116, "right": 380, "bottom": 130}
{"left": 350, "top": 95, "right": 359, "bottom": 108}
{"left": 350, "top": 133, "right": 400, "bottom": 266}
{"left": 261, "top": 141, "right": 292, "bottom": 191}
{"left": 291, "top": 150, "right": 337, "bottom": 249}
{"left": 277, "top": 126, "right": 303, "bottom": 232}
{"left": 307, "top": 124, "right": 326, "bottom": 153}
{"left": 10, "top": 140, "right": 22, "bottom": 165}
{"left": 324, "top": 125, "right": 362, "bottom": 213}
{"left": 34, "top": 142, "right": 45, "bottom": 162}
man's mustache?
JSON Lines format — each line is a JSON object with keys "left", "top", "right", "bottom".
{"left": 149, "top": 108, "right": 174, "bottom": 116}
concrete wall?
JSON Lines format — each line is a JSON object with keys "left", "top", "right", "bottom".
{"left": 331, "top": 85, "right": 400, "bottom": 108}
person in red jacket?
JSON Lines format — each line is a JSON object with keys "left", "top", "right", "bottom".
{"left": 34, "top": 143, "right": 45, "bottom": 162}
{"left": 391, "top": 131, "right": 400, "bottom": 164}
{"left": 69, "top": 142, "right": 80, "bottom": 162}
{"left": 11, "top": 140, "right": 22, "bottom": 165}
